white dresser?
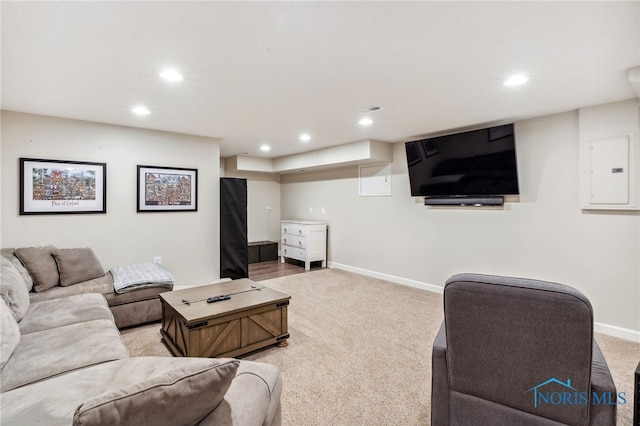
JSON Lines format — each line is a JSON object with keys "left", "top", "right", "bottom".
{"left": 280, "top": 220, "right": 328, "bottom": 270}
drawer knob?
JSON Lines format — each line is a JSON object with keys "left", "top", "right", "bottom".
{"left": 298, "top": 241, "right": 302, "bottom": 246}
{"left": 284, "top": 228, "right": 287, "bottom": 233}
{"left": 298, "top": 230, "right": 302, "bottom": 234}
{"left": 284, "top": 238, "right": 287, "bottom": 244}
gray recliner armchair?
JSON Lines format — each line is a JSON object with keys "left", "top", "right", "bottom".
{"left": 431, "top": 273, "right": 617, "bottom": 425}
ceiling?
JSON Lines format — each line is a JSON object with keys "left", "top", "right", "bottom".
{"left": 2, "top": 1, "right": 639, "bottom": 159}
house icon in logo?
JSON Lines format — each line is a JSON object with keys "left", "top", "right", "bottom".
{"left": 527, "top": 378, "right": 576, "bottom": 408}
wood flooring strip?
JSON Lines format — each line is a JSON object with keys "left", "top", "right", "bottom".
{"left": 249, "top": 258, "right": 323, "bottom": 281}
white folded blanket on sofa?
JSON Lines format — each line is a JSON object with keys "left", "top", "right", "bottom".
{"left": 111, "top": 263, "right": 175, "bottom": 294}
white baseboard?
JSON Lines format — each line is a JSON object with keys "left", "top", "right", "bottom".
{"left": 328, "top": 261, "right": 640, "bottom": 343}
{"left": 328, "top": 261, "right": 444, "bottom": 294}
{"left": 595, "top": 322, "right": 640, "bottom": 343}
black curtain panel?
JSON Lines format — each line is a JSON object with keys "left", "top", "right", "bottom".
{"left": 220, "top": 178, "right": 248, "bottom": 279}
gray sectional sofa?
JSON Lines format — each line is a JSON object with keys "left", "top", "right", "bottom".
{"left": 1, "top": 247, "right": 170, "bottom": 328}
{"left": 0, "top": 248, "right": 282, "bottom": 425}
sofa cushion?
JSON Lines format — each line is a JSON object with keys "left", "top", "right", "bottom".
{"left": 28, "top": 273, "right": 113, "bottom": 304}
{"left": 0, "top": 257, "right": 30, "bottom": 321}
{"left": 0, "top": 319, "right": 129, "bottom": 392}
{"left": 105, "top": 285, "right": 169, "bottom": 307}
{"left": 0, "top": 298, "right": 20, "bottom": 371}
{"left": 52, "top": 248, "right": 105, "bottom": 287}
{"left": 1, "top": 357, "right": 240, "bottom": 426}
{"left": 19, "top": 293, "right": 114, "bottom": 335}
{"left": 14, "top": 246, "right": 59, "bottom": 292}
{"left": 73, "top": 358, "right": 239, "bottom": 426}
{"left": 1, "top": 249, "right": 34, "bottom": 292}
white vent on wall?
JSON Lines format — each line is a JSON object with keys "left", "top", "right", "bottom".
{"left": 359, "top": 106, "right": 382, "bottom": 114}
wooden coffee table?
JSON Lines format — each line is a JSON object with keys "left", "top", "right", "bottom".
{"left": 159, "top": 279, "right": 290, "bottom": 358}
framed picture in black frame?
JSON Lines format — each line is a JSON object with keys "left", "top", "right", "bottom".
{"left": 422, "top": 139, "right": 440, "bottom": 157}
{"left": 137, "top": 165, "right": 198, "bottom": 212}
{"left": 20, "top": 158, "right": 106, "bottom": 215}
{"left": 405, "top": 141, "right": 422, "bottom": 166}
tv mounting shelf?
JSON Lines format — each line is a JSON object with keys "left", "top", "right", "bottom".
{"left": 424, "top": 196, "right": 504, "bottom": 207}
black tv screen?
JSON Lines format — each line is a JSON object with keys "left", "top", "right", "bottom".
{"left": 405, "top": 124, "right": 519, "bottom": 197}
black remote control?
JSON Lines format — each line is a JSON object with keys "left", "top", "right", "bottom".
{"left": 207, "top": 295, "right": 231, "bottom": 303}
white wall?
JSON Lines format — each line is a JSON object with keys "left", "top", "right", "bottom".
{"left": 1, "top": 111, "right": 221, "bottom": 285}
{"left": 223, "top": 168, "right": 281, "bottom": 243}
{"left": 281, "top": 101, "right": 640, "bottom": 339}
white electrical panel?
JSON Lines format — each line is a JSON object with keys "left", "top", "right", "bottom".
{"left": 581, "top": 133, "right": 638, "bottom": 210}
{"left": 589, "top": 136, "right": 629, "bottom": 204}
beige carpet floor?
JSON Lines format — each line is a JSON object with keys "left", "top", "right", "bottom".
{"left": 121, "top": 269, "right": 640, "bottom": 425}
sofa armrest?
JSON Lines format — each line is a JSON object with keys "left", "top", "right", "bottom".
{"left": 589, "top": 339, "right": 617, "bottom": 425}
{"left": 198, "top": 360, "right": 282, "bottom": 426}
{"left": 431, "top": 322, "right": 450, "bottom": 426}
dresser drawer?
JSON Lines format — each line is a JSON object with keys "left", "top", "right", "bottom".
{"left": 281, "top": 224, "right": 307, "bottom": 237}
{"left": 282, "top": 246, "right": 306, "bottom": 262}
{"left": 282, "top": 235, "right": 306, "bottom": 249}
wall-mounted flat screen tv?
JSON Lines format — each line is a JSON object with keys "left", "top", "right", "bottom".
{"left": 405, "top": 124, "right": 519, "bottom": 197}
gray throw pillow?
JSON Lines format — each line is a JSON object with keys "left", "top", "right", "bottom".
{"left": 73, "top": 358, "right": 240, "bottom": 426}
{"left": 1, "top": 249, "right": 34, "bottom": 292}
{"left": 52, "top": 248, "right": 105, "bottom": 287}
{"left": 0, "top": 298, "right": 20, "bottom": 370}
{"left": 0, "top": 257, "right": 30, "bottom": 321}
{"left": 14, "top": 246, "right": 59, "bottom": 292}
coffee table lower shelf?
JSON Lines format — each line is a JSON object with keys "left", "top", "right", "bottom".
{"left": 160, "top": 282, "right": 290, "bottom": 359}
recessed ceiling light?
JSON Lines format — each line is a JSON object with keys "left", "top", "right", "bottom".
{"left": 359, "top": 117, "right": 373, "bottom": 126}
{"left": 299, "top": 133, "right": 311, "bottom": 142}
{"left": 159, "top": 69, "right": 183, "bottom": 82}
{"left": 260, "top": 145, "right": 271, "bottom": 152}
{"left": 504, "top": 74, "right": 529, "bottom": 86}
{"left": 131, "top": 106, "right": 150, "bottom": 115}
